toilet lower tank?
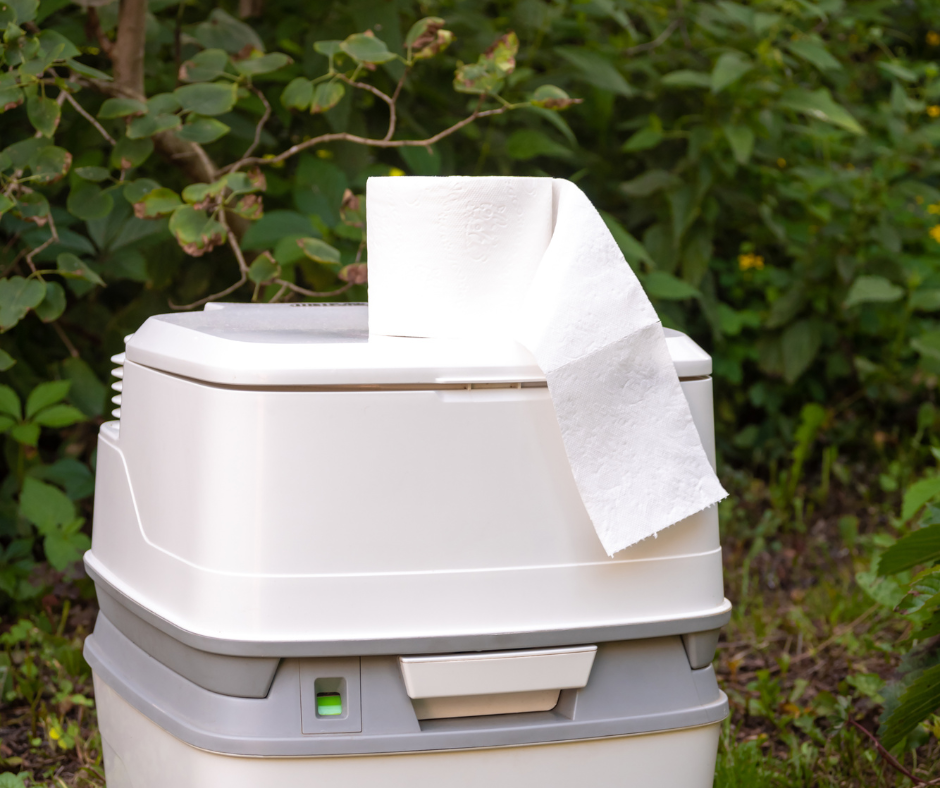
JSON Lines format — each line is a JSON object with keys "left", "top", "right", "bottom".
{"left": 85, "top": 611, "right": 728, "bottom": 788}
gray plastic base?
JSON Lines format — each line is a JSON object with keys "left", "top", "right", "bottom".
{"left": 85, "top": 612, "right": 728, "bottom": 758}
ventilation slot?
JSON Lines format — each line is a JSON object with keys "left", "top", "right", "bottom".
{"left": 110, "top": 333, "right": 133, "bottom": 420}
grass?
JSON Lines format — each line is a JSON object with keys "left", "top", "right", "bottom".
{"left": 1, "top": 471, "right": 939, "bottom": 786}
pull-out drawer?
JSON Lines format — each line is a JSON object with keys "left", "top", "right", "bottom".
{"left": 399, "top": 646, "right": 598, "bottom": 720}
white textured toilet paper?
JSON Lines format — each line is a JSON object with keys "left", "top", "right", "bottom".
{"left": 367, "top": 176, "right": 727, "bottom": 555}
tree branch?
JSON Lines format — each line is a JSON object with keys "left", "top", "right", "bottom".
{"left": 240, "top": 85, "right": 271, "bottom": 163}
{"left": 25, "top": 213, "right": 59, "bottom": 273}
{"left": 63, "top": 90, "right": 116, "bottom": 145}
{"left": 84, "top": 8, "right": 114, "bottom": 59}
{"left": 113, "top": 0, "right": 148, "bottom": 95}
{"left": 624, "top": 20, "right": 679, "bottom": 56}
{"left": 847, "top": 718, "right": 938, "bottom": 786}
{"left": 272, "top": 279, "right": 354, "bottom": 299}
{"left": 223, "top": 104, "right": 514, "bottom": 173}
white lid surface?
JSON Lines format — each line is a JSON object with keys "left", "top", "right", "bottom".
{"left": 125, "top": 304, "right": 711, "bottom": 386}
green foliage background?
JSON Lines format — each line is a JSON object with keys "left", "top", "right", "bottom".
{"left": 0, "top": 0, "right": 939, "bottom": 776}
{"left": 0, "top": 0, "right": 938, "bottom": 597}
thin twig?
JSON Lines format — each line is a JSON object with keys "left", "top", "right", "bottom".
{"left": 273, "top": 279, "right": 354, "bottom": 299}
{"left": 25, "top": 213, "right": 59, "bottom": 273}
{"left": 239, "top": 85, "right": 272, "bottom": 164}
{"left": 52, "top": 322, "right": 80, "bottom": 359}
{"left": 169, "top": 229, "right": 249, "bottom": 309}
{"left": 624, "top": 19, "right": 679, "bottom": 55}
{"left": 267, "top": 282, "right": 290, "bottom": 303}
{"left": 63, "top": 90, "right": 116, "bottom": 145}
{"left": 385, "top": 68, "right": 410, "bottom": 141}
{"left": 848, "top": 718, "right": 937, "bottom": 785}
{"left": 223, "top": 105, "right": 514, "bottom": 174}
{"left": 84, "top": 8, "right": 114, "bottom": 59}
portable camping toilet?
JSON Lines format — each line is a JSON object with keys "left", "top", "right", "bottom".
{"left": 83, "top": 302, "right": 730, "bottom": 788}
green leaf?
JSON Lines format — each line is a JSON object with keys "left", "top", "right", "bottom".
{"left": 844, "top": 275, "right": 905, "bottom": 308}
{"left": 178, "top": 48, "right": 229, "bottom": 83}
{"left": 878, "top": 61, "right": 918, "bottom": 83}
{"left": 313, "top": 40, "right": 342, "bottom": 57}
{"left": 26, "top": 94, "right": 60, "bottom": 137}
{"left": 137, "top": 187, "right": 183, "bottom": 217}
{"left": 0, "top": 348, "right": 15, "bottom": 371}
{"left": 5, "top": 0, "right": 37, "bottom": 23}
{"left": 310, "top": 81, "right": 345, "bottom": 114}
{"left": 56, "top": 252, "right": 105, "bottom": 286}
{"left": 31, "top": 145, "right": 71, "bottom": 183}
{"left": 879, "top": 663, "right": 940, "bottom": 749}
{"left": 661, "top": 70, "right": 712, "bottom": 88}
{"left": 60, "top": 356, "right": 105, "bottom": 418}
{"left": 506, "top": 129, "right": 571, "bottom": 160}
{"left": 148, "top": 93, "right": 181, "bottom": 114}
{"left": 912, "top": 330, "right": 940, "bottom": 361}
{"left": 234, "top": 51, "right": 291, "bottom": 76}
{"left": 65, "top": 58, "right": 112, "bottom": 81}
{"left": 19, "top": 476, "right": 75, "bottom": 532}
{"left": 241, "top": 210, "right": 319, "bottom": 250}
{"left": 25, "top": 379, "right": 70, "bottom": 418}
{"left": 555, "top": 47, "right": 634, "bottom": 97}
{"left": 174, "top": 82, "right": 238, "bottom": 116}
{"left": 786, "top": 39, "right": 842, "bottom": 72}
{"left": 644, "top": 271, "right": 700, "bottom": 300}
{"left": 66, "top": 182, "right": 113, "bottom": 221}
{"left": 622, "top": 126, "right": 663, "bottom": 153}
{"left": 127, "top": 112, "right": 181, "bottom": 139}
{"left": 43, "top": 524, "right": 90, "bottom": 571}
{"left": 619, "top": 169, "right": 681, "bottom": 197}
{"left": 177, "top": 117, "right": 230, "bottom": 143}
{"left": 406, "top": 16, "right": 445, "bottom": 48}
{"left": 0, "top": 276, "right": 45, "bottom": 330}
{"left": 778, "top": 88, "right": 864, "bottom": 135}
{"left": 880, "top": 523, "right": 940, "bottom": 575}
{"left": 901, "top": 479, "right": 940, "bottom": 523}
{"left": 34, "top": 280, "right": 65, "bottom": 322}
{"left": 193, "top": 8, "right": 263, "bottom": 55}
{"left": 97, "top": 97, "right": 147, "bottom": 119}
{"left": 600, "top": 212, "right": 653, "bottom": 271}
{"left": 340, "top": 32, "right": 396, "bottom": 64}
{"left": 711, "top": 52, "right": 752, "bottom": 93}
{"left": 910, "top": 289, "right": 940, "bottom": 312}
{"left": 529, "top": 84, "right": 579, "bottom": 110}
{"left": 168, "top": 205, "right": 227, "bottom": 256}
{"left": 248, "top": 252, "right": 279, "bottom": 283}
{"left": 11, "top": 422, "right": 39, "bottom": 446}
{"left": 781, "top": 318, "right": 823, "bottom": 383}
{"left": 2, "top": 137, "right": 46, "bottom": 170}
{"left": 723, "top": 125, "right": 755, "bottom": 164}
{"left": 0, "top": 384, "right": 22, "bottom": 419}
{"left": 0, "top": 84, "right": 23, "bottom": 112}
{"left": 75, "top": 165, "right": 110, "bottom": 182}
{"left": 297, "top": 237, "right": 341, "bottom": 265}
{"left": 111, "top": 136, "right": 154, "bottom": 170}
{"left": 0, "top": 194, "right": 12, "bottom": 217}
{"left": 281, "top": 77, "right": 313, "bottom": 111}
{"left": 13, "top": 192, "right": 50, "bottom": 224}
{"left": 122, "top": 178, "right": 159, "bottom": 204}
{"left": 32, "top": 403, "right": 85, "bottom": 427}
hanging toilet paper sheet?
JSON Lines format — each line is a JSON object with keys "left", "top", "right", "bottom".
{"left": 367, "top": 176, "right": 727, "bottom": 555}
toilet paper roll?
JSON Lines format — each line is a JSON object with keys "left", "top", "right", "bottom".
{"left": 367, "top": 176, "right": 727, "bottom": 555}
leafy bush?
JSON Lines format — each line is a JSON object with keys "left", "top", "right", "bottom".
{"left": 871, "top": 481, "right": 940, "bottom": 751}
{"left": 0, "top": 1, "right": 938, "bottom": 600}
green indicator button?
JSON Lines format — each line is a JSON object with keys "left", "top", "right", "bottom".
{"left": 317, "top": 692, "right": 343, "bottom": 716}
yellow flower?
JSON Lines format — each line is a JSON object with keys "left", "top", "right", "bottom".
{"left": 929, "top": 105, "right": 940, "bottom": 118}
{"left": 738, "top": 253, "right": 765, "bottom": 271}
{"left": 261, "top": 153, "right": 284, "bottom": 169}
{"left": 388, "top": 167, "right": 406, "bottom": 176}
{"left": 928, "top": 204, "right": 940, "bottom": 215}
{"left": 315, "top": 149, "right": 333, "bottom": 160}
{"left": 928, "top": 31, "right": 940, "bottom": 46}
{"left": 931, "top": 225, "right": 940, "bottom": 244}
{"left": 49, "top": 727, "right": 60, "bottom": 741}
{"left": 777, "top": 158, "right": 786, "bottom": 168}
